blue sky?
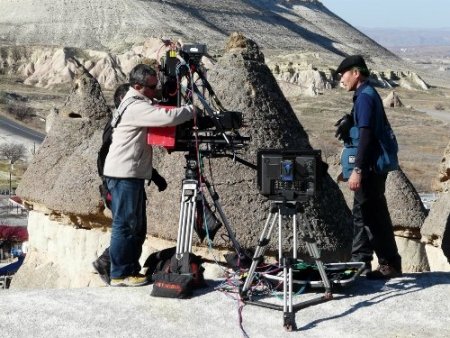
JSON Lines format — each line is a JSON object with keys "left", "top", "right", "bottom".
{"left": 320, "top": 0, "right": 450, "bottom": 29}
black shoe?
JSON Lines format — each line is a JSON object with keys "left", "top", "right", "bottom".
{"left": 366, "top": 264, "right": 402, "bottom": 280}
{"left": 92, "top": 260, "right": 111, "bottom": 285}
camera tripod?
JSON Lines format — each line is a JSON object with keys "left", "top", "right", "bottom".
{"left": 175, "top": 151, "right": 249, "bottom": 263}
{"left": 240, "top": 200, "right": 333, "bottom": 331}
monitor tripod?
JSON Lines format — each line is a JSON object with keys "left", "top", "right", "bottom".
{"left": 175, "top": 150, "right": 250, "bottom": 265}
{"left": 240, "top": 199, "right": 333, "bottom": 331}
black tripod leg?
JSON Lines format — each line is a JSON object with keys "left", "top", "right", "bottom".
{"left": 283, "top": 312, "right": 297, "bottom": 332}
{"left": 203, "top": 180, "right": 249, "bottom": 262}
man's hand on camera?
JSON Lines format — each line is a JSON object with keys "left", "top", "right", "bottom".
{"left": 334, "top": 114, "right": 353, "bottom": 141}
{"left": 151, "top": 169, "right": 168, "bottom": 192}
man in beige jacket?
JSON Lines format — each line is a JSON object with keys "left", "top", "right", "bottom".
{"left": 103, "top": 64, "right": 194, "bottom": 287}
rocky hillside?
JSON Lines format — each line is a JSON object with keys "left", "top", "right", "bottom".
{"left": 3, "top": 1, "right": 437, "bottom": 96}
{"left": 1, "top": 0, "right": 398, "bottom": 62}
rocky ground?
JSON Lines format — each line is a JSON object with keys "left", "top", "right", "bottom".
{"left": 1, "top": 272, "right": 450, "bottom": 337}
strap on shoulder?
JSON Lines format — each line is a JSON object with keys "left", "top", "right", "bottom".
{"left": 111, "top": 95, "right": 144, "bottom": 128}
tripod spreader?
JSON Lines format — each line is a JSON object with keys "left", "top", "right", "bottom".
{"left": 240, "top": 200, "right": 333, "bottom": 331}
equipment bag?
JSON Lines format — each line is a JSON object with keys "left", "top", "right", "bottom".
{"left": 340, "top": 126, "right": 359, "bottom": 180}
{"left": 194, "top": 198, "right": 222, "bottom": 242}
{"left": 169, "top": 252, "right": 206, "bottom": 289}
{"left": 147, "top": 248, "right": 206, "bottom": 298}
{"left": 374, "top": 123, "right": 399, "bottom": 174}
{"left": 143, "top": 246, "right": 176, "bottom": 277}
{"left": 151, "top": 271, "right": 193, "bottom": 299}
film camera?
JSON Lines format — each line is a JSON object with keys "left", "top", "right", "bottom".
{"left": 257, "top": 149, "right": 321, "bottom": 202}
{"left": 149, "top": 42, "right": 249, "bottom": 156}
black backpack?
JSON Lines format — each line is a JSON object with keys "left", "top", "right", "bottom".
{"left": 97, "top": 96, "right": 142, "bottom": 177}
{"left": 97, "top": 96, "right": 142, "bottom": 208}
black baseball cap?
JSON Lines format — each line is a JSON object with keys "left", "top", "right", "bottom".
{"left": 336, "top": 55, "right": 369, "bottom": 75}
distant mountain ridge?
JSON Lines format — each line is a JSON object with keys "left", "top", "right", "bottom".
{"left": 360, "top": 27, "right": 450, "bottom": 47}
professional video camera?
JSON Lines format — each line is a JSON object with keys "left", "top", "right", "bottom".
{"left": 148, "top": 41, "right": 249, "bottom": 157}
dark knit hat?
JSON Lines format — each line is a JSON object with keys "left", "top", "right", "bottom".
{"left": 336, "top": 55, "right": 369, "bottom": 75}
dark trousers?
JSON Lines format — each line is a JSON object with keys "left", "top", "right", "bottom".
{"left": 442, "top": 224, "right": 450, "bottom": 264}
{"left": 351, "top": 172, "right": 401, "bottom": 269}
{"left": 106, "top": 177, "right": 147, "bottom": 278}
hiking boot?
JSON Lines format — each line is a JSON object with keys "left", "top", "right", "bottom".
{"left": 366, "top": 264, "right": 402, "bottom": 280}
{"left": 92, "top": 260, "right": 111, "bottom": 286}
{"left": 110, "top": 274, "right": 149, "bottom": 287}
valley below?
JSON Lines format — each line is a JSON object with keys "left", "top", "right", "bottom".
{"left": 1, "top": 66, "right": 449, "bottom": 194}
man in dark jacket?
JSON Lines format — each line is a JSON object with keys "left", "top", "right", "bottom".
{"left": 336, "top": 55, "right": 402, "bottom": 279}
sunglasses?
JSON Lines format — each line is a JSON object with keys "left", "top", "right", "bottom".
{"left": 143, "top": 83, "right": 158, "bottom": 90}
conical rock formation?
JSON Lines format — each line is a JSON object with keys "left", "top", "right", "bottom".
{"left": 437, "top": 141, "right": 450, "bottom": 192}
{"left": 383, "top": 91, "right": 403, "bottom": 108}
{"left": 16, "top": 60, "right": 110, "bottom": 222}
{"left": 421, "top": 141, "right": 450, "bottom": 269}
{"left": 385, "top": 170, "right": 430, "bottom": 272}
{"left": 150, "top": 34, "right": 353, "bottom": 260}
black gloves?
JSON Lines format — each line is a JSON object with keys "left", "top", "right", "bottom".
{"left": 334, "top": 113, "right": 353, "bottom": 141}
{"left": 151, "top": 168, "right": 168, "bottom": 192}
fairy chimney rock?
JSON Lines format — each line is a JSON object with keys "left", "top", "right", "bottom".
{"left": 383, "top": 91, "right": 403, "bottom": 108}
{"left": 421, "top": 142, "right": 450, "bottom": 269}
{"left": 16, "top": 61, "right": 110, "bottom": 222}
{"left": 437, "top": 141, "right": 450, "bottom": 192}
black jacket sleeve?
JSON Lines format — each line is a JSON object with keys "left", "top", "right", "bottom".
{"left": 355, "top": 127, "right": 374, "bottom": 171}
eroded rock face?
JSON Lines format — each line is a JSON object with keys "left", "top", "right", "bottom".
{"left": 386, "top": 170, "right": 428, "bottom": 236}
{"left": 420, "top": 141, "right": 450, "bottom": 269}
{"left": 0, "top": 46, "right": 129, "bottom": 90}
{"left": 16, "top": 63, "right": 110, "bottom": 222}
{"left": 370, "top": 70, "right": 429, "bottom": 90}
{"left": 385, "top": 170, "right": 430, "bottom": 271}
{"left": 437, "top": 141, "right": 450, "bottom": 193}
{"left": 271, "top": 62, "right": 332, "bottom": 96}
{"left": 421, "top": 192, "right": 450, "bottom": 269}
